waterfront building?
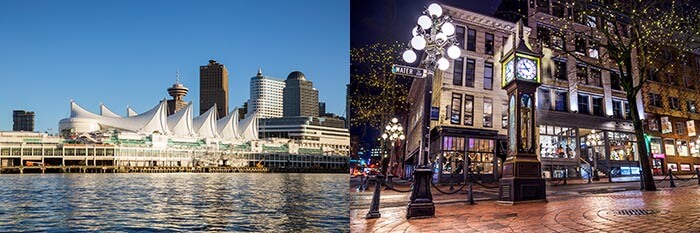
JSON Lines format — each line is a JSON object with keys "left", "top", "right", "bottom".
{"left": 283, "top": 71, "right": 319, "bottom": 117}
{"left": 259, "top": 116, "right": 350, "bottom": 156}
{"left": 200, "top": 60, "right": 229, "bottom": 119}
{"left": 12, "top": 110, "right": 34, "bottom": 132}
{"left": 248, "top": 69, "right": 285, "bottom": 119}
{"left": 166, "top": 73, "right": 189, "bottom": 116}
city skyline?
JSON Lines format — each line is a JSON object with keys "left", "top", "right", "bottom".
{"left": 0, "top": 0, "right": 349, "bottom": 133}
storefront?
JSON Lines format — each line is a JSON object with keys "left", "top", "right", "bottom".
{"left": 429, "top": 126, "right": 504, "bottom": 184}
{"left": 644, "top": 115, "right": 700, "bottom": 174}
{"left": 539, "top": 125, "right": 578, "bottom": 178}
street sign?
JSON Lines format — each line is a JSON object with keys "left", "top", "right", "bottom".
{"left": 391, "top": 64, "right": 426, "bottom": 78}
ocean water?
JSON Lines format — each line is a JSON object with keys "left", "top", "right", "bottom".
{"left": 0, "top": 173, "right": 349, "bottom": 232}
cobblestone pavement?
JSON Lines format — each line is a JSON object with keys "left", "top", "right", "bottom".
{"left": 351, "top": 178, "right": 700, "bottom": 232}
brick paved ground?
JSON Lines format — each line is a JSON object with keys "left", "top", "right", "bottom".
{"left": 351, "top": 177, "right": 700, "bottom": 232}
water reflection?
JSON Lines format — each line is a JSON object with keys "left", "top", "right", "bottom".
{"left": 0, "top": 173, "right": 349, "bottom": 232}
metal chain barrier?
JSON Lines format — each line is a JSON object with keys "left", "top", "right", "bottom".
{"left": 380, "top": 178, "right": 413, "bottom": 193}
{"left": 654, "top": 173, "right": 670, "bottom": 183}
{"left": 670, "top": 171, "right": 698, "bottom": 181}
{"left": 430, "top": 178, "right": 468, "bottom": 194}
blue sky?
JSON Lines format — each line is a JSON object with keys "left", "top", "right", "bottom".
{"left": 0, "top": 0, "right": 349, "bottom": 133}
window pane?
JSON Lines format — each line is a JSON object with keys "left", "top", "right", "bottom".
{"left": 465, "top": 59, "right": 475, "bottom": 87}
{"left": 592, "top": 96, "right": 603, "bottom": 116}
{"left": 451, "top": 93, "right": 462, "bottom": 124}
{"left": 554, "top": 91, "right": 567, "bottom": 112}
{"left": 555, "top": 59, "right": 567, "bottom": 81}
{"left": 464, "top": 95, "right": 474, "bottom": 126}
{"left": 539, "top": 89, "right": 552, "bottom": 110}
{"left": 467, "top": 29, "right": 476, "bottom": 51}
{"left": 576, "top": 64, "right": 587, "bottom": 85}
{"left": 502, "top": 102, "right": 508, "bottom": 129}
{"left": 484, "top": 98, "right": 493, "bottom": 128}
{"left": 485, "top": 33, "right": 494, "bottom": 55}
{"left": 453, "top": 57, "right": 464, "bottom": 86}
{"left": 456, "top": 26, "right": 466, "bottom": 49}
{"left": 484, "top": 62, "right": 493, "bottom": 90}
{"left": 578, "top": 94, "right": 590, "bottom": 114}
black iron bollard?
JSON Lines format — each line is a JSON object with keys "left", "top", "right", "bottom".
{"left": 366, "top": 174, "right": 383, "bottom": 219}
{"left": 563, "top": 166, "right": 568, "bottom": 185}
{"left": 360, "top": 175, "right": 366, "bottom": 192}
{"left": 639, "top": 170, "right": 645, "bottom": 190}
{"left": 467, "top": 172, "right": 475, "bottom": 205}
{"left": 696, "top": 168, "right": 700, "bottom": 185}
{"left": 588, "top": 166, "right": 592, "bottom": 184}
{"left": 669, "top": 169, "right": 676, "bottom": 188}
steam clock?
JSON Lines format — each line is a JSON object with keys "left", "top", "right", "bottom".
{"left": 499, "top": 21, "right": 546, "bottom": 203}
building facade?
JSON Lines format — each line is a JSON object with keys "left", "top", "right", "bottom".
{"left": 405, "top": 2, "right": 660, "bottom": 183}
{"left": 200, "top": 59, "right": 229, "bottom": 119}
{"left": 259, "top": 116, "right": 350, "bottom": 156}
{"left": 12, "top": 110, "right": 34, "bottom": 132}
{"left": 248, "top": 69, "right": 285, "bottom": 119}
{"left": 642, "top": 49, "right": 700, "bottom": 175}
{"left": 283, "top": 71, "right": 319, "bottom": 117}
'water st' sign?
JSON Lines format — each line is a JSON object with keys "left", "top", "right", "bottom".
{"left": 391, "top": 64, "right": 426, "bottom": 78}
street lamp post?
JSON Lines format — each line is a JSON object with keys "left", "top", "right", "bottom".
{"left": 381, "top": 117, "right": 406, "bottom": 178}
{"left": 402, "top": 3, "right": 461, "bottom": 219}
{"left": 586, "top": 130, "right": 603, "bottom": 181}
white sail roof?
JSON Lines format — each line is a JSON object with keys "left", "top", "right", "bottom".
{"left": 237, "top": 111, "right": 258, "bottom": 141}
{"left": 127, "top": 107, "right": 138, "bottom": 117}
{"left": 100, "top": 104, "right": 121, "bottom": 117}
{"left": 167, "top": 102, "right": 194, "bottom": 137}
{"left": 217, "top": 109, "right": 239, "bottom": 140}
{"left": 193, "top": 104, "right": 218, "bottom": 138}
{"left": 70, "top": 100, "right": 170, "bottom": 134}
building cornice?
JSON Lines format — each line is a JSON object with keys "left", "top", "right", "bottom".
{"left": 443, "top": 5, "right": 531, "bottom": 35}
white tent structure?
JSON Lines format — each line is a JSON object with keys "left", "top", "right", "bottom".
{"left": 127, "top": 107, "right": 138, "bottom": 117}
{"left": 217, "top": 109, "right": 239, "bottom": 140}
{"left": 100, "top": 104, "right": 122, "bottom": 117}
{"left": 167, "top": 102, "right": 194, "bottom": 137}
{"left": 193, "top": 104, "right": 219, "bottom": 138}
{"left": 238, "top": 112, "right": 259, "bottom": 141}
{"left": 59, "top": 100, "right": 258, "bottom": 141}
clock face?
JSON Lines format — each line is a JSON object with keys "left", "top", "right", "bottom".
{"left": 505, "top": 60, "right": 514, "bottom": 82}
{"left": 517, "top": 58, "right": 537, "bottom": 80}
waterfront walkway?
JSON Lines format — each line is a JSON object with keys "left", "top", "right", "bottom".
{"left": 351, "top": 176, "right": 700, "bottom": 232}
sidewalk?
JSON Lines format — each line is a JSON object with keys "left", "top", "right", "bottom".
{"left": 351, "top": 183, "right": 700, "bottom": 232}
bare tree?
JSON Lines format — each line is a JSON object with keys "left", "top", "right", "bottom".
{"left": 537, "top": 0, "right": 700, "bottom": 190}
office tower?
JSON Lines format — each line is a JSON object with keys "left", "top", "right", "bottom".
{"left": 248, "top": 69, "right": 285, "bottom": 118}
{"left": 199, "top": 59, "right": 228, "bottom": 119}
{"left": 13, "top": 110, "right": 34, "bottom": 131}
{"left": 283, "top": 71, "right": 319, "bottom": 117}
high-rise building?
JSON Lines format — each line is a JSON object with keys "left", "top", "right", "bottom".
{"left": 319, "top": 102, "right": 326, "bottom": 116}
{"left": 199, "top": 59, "right": 228, "bottom": 119}
{"left": 283, "top": 71, "right": 319, "bottom": 117}
{"left": 166, "top": 72, "right": 189, "bottom": 116}
{"left": 248, "top": 69, "right": 285, "bottom": 119}
{"left": 12, "top": 110, "right": 34, "bottom": 131}
{"left": 238, "top": 101, "right": 248, "bottom": 120}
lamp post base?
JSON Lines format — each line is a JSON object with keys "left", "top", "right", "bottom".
{"left": 406, "top": 166, "right": 434, "bottom": 219}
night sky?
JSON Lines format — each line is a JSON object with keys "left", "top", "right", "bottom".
{"left": 351, "top": 0, "right": 503, "bottom": 47}
{"left": 350, "top": 0, "right": 505, "bottom": 159}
